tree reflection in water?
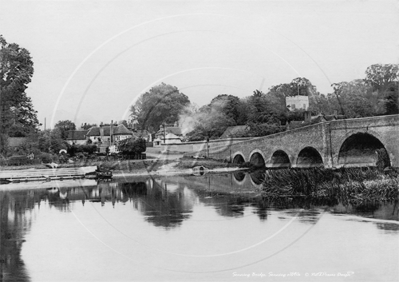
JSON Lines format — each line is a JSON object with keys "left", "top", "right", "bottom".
{"left": 0, "top": 191, "right": 33, "bottom": 282}
{"left": 121, "top": 181, "right": 194, "bottom": 229}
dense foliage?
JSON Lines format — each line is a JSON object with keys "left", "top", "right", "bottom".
{"left": 186, "top": 65, "right": 398, "bottom": 140}
{"left": 130, "top": 83, "right": 190, "bottom": 132}
{"left": 117, "top": 137, "right": 146, "bottom": 158}
{"left": 54, "top": 120, "right": 76, "bottom": 139}
{"left": 67, "top": 144, "right": 98, "bottom": 156}
{"left": 0, "top": 35, "right": 40, "bottom": 152}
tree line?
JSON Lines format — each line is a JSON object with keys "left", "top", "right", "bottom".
{"left": 131, "top": 66, "right": 398, "bottom": 140}
{"left": 1, "top": 34, "right": 398, "bottom": 158}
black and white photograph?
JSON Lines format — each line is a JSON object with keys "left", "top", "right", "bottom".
{"left": 0, "top": 0, "right": 398, "bottom": 281}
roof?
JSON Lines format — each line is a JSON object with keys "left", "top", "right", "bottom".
{"left": 310, "top": 115, "right": 326, "bottom": 124}
{"left": 86, "top": 126, "right": 111, "bottom": 136}
{"left": 156, "top": 127, "right": 182, "bottom": 136}
{"left": 66, "top": 130, "right": 87, "bottom": 140}
{"left": 113, "top": 124, "right": 133, "bottom": 135}
{"left": 165, "top": 133, "right": 181, "bottom": 139}
{"left": 220, "top": 125, "right": 249, "bottom": 139}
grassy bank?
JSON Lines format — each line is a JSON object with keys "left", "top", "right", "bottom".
{"left": 0, "top": 156, "right": 234, "bottom": 174}
{"left": 262, "top": 167, "right": 399, "bottom": 204}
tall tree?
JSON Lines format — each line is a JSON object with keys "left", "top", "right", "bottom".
{"left": 364, "top": 64, "right": 399, "bottom": 114}
{"left": 331, "top": 79, "right": 385, "bottom": 118}
{"left": 209, "top": 94, "right": 241, "bottom": 124}
{"left": 130, "top": 83, "right": 190, "bottom": 132}
{"left": 54, "top": 120, "right": 76, "bottom": 139}
{"left": 38, "top": 128, "right": 67, "bottom": 153}
{"left": 0, "top": 35, "right": 39, "bottom": 152}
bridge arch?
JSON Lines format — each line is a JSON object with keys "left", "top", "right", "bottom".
{"left": 232, "top": 171, "right": 246, "bottom": 184}
{"left": 269, "top": 150, "right": 291, "bottom": 168}
{"left": 296, "top": 147, "right": 324, "bottom": 168}
{"left": 232, "top": 152, "right": 246, "bottom": 165}
{"left": 249, "top": 170, "right": 265, "bottom": 186}
{"left": 337, "top": 132, "right": 391, "bottom": 167}
{"left": 249, "top": 149, "right": 266, "bottom": 168}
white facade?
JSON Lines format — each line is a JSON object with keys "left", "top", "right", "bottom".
{"left": 286, "top": 96, "right": 309, "bottom": 111}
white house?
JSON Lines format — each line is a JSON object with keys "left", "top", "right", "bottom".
{"left": 286, "top": 95, "right": 309, "bottom": 111}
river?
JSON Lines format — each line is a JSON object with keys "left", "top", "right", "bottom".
{"left": 0, "top": 171, "right": 398, "bottom": 281}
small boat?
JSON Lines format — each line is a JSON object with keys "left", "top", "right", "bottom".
{"left": 45, "top": 162, "right": 59, "bottom": 169}
{"left": 85, "top": 166, "right": 113, "bottom": 180}
{"left": 96, "top": 170, "right": 113, "bottom": 179}
{"left": 0, "top": 179, "right": 11, "bottom": 185}
{"left": 192, "top": 166, "right": 209, "bottom": 176}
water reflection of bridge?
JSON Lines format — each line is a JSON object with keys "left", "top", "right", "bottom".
{"left": 1, "top": 177, "right": 398, "bottom": 280}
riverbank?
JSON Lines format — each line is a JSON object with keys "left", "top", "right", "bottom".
{"left": 0, "top": 156, "right": 237, "bottom": 175}
{"left": 261, "top": 167, "right": 399, "bottom": 204}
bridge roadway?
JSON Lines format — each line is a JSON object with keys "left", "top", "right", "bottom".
{"left": 204, "top": 114, "right": 399, "bottom": 169}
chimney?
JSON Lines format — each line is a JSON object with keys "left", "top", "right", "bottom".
{"left": 304, "top": 111, "right": 311, "bottom": 122}
{"left": 100, "top": 123, "right": 104, "bottom": 138}
{"left": 110, "top": 120, "right": 113, "bottom": 144}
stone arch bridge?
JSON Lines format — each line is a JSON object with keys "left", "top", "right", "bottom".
{"left": 206, "top": 115, "right": 399, "bottom": 169}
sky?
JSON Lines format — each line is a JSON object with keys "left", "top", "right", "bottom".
{"left": 1, "top": 0, "right": 398, "bottom": 128}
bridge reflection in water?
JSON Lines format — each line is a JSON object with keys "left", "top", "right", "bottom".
{"left": 1, "top": 174, "right": 398, "bottom": 281}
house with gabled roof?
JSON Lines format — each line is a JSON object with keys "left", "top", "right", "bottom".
{"left": 86, "top": 124, "right": 133, "bottom": 147}
{"left": 66, "top": 130, "right": 88, "bottom": 145}
{"left": 113, "top": 124, "right": 134, "bottom": 142}
{"left": 154, "top": 124, "right": 183, "bottom": 145}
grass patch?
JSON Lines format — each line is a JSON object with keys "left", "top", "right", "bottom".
{"left": 262, "top": 167, "right": 399, "bottom": 204}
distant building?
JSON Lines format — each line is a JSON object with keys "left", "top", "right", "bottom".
{"left": 112, "top": 124, "right": 134, "bottom": 143}
{"left": 85, "top": 124, "right": 133, "bottom": 152}
{"left": 66, "top": 130, "right": 88, "bottom": 145}
{"left": 286, "top": 95, "right": 309, "bottom": 111}
{"left": 154, "top": 123, "right": 183, "bottom": 145}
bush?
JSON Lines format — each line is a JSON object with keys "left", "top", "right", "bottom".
{"left": 0, "top": 158, "right": 7, "bottom": 166}
{"left": 67, "top": 144, "right": 97, "bottom": 156}
{"left": 81, "top": 145, "right": 97, "bottom": 154}
{"left": 118, "top": 138, "right": 146, "bottom": 158}
{"left": 37, "top": 153, "right": 53, "bottom": 163}
{"left": 7, "top": 155, "right": 30, "bottom": 166}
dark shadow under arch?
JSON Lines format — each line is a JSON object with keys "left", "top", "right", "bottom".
{"left": 232, "top": 154, "right": 245, "bottom": 165}
{"left": 250, "top": 152, "right": 265, "bottom": 168}
{"left": 270, "top": 150, "right": 291, "bottom": 168}
{"left": 338, "top": 132, "right": 390, "bottom": 167}
{"left": 297, "top": 147, "right": 324, "bottom": 168}
{"left": 249, "top": 170, "right": 265, "bottom": 185}
{"left": 233, "top": 171, "right": 245, "bottom": 182}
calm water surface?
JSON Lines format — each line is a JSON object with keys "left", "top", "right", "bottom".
{"left": 0, "top": 172, "right": 398, "bottom": 281}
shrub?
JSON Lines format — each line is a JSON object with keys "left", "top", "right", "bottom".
{"left": 118, "top": 138, "right": 146, "bottom": 158}
{"left": 37, "top": 153, "right": 53, "bottom": 163}
{"left": 7, "top": 155, "right": 30, "bottom": 166}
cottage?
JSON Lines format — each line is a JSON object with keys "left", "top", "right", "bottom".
{"left": 154, "top": 124, "right": 183, "bottom": 145}
{"left": 66, "top": 130, "right": 88, "bottom": 145}
{"left": 86, "top": 124, "right": 132, "bottom": 147}
{"left": 86, "top": 125, "right": 112, "bottom": 145}
{"left": 112, "top": 124, "right": 133, "bottom": 142}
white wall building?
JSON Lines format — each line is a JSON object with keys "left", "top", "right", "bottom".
{"left": 286, "top": 96, "right": 309, "bottom": 111}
